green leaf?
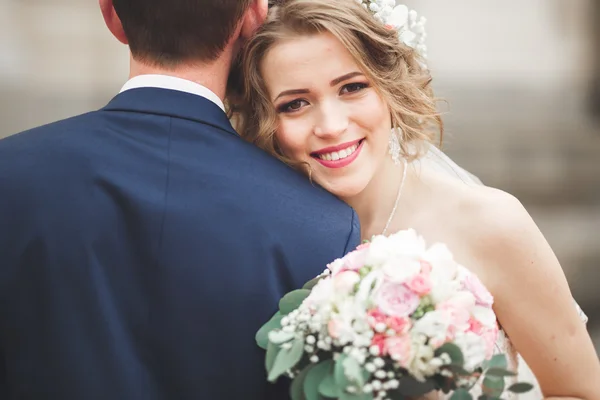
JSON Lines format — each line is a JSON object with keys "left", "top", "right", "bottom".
{"left": 268, "top": 337, "right": 305, "bottom": 382}
{"left": 265, "top": 340, "right": 280, "bottom": 375}
{"left": 303, "top": 275, "right": 326, "bottom": 290}
{"left": 304, "top": 360, "right": 333, "bottom": 400}
{"left": 435, "top": 343, "right": 465, "bottom": 367}
{"left": 450, "top": 388, "right": 473, "bottom": 400}
{"left": 484, "top": 355, "right": 507, "bottom": 370}
{"left": 290, "top": 364, "right": 313, "bottom": 400}
{"left": 397, "top": 376, "right": 437, "bottom": 397}
{"left": 340, "top": 391, "right": 374, "bottom": 400}
{"left": 507, "top": 382, "right": 534, "bottom": 393}
{"left": 256, "top": 311, "right": 284, "bottom": 349}
{"left": 342, "top": 356, "right": 365, "bottom": 387}
{"left": 484, "top": 368, "right": 516, "bottom": 378}
{"left": 445, "top": 364, "right": 471, "bottom": 377}
{"left": 268, "top": 330, "right": 295, "bottom": 345}
{"left": 482, "top": 376, "right": 504, "bottom": 397}
{"left": 318, "top": 371, "right": 340, "bottom": 398}
{"left": 279, "top": 289, "right": 311, "bottom": 315}
{"left": 334, "top": 354, "right": 350, "bottom": 389}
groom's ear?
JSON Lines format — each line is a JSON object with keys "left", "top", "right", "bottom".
{"left": 240, "top": 0, "right": 268, "bottom": 40}
{"left": 99, "top": 0, "right": 128, "bottom": 45}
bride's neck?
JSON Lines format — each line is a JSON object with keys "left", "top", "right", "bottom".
{"left": 342, "top": 156, "right": 410, "bottom": 240}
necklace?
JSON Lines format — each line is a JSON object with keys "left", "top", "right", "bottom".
{"left": 381, "top": 159, "right": 408, "bottom": 236}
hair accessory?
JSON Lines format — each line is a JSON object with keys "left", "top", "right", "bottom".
{"left": 356, "top": 0, "right": 428, "bottom": 60}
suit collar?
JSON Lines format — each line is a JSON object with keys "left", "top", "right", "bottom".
{"left": 103, "top": 87, "right": 238, "bottom": 137}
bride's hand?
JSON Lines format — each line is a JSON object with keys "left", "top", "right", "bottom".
{"left": 468, "top": 191, "right": 600, "bottom": 398}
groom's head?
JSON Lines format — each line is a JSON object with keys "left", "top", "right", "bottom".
{"left": 99, "top": 0, "right": 268, "bottom": 67}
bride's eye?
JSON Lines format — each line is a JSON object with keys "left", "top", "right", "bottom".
{"left": 340, "top": 82, "right": 369, "bottom": 95}
{"left": 278, "top": 99, "right": 308, "bottom": 113}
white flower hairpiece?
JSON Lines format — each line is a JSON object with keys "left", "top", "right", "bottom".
{"left": 357, "top": 0, "right": 428, "bottom": 60}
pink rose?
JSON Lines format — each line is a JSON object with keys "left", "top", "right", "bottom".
{"left": 385, "top": 335, "right": 413, "bottom": 367}
{"left": 343, "top": 248, "right": 368, "bottom": 271}
{"left": 371, "top": 333, "right": 388, "bottom": 356}
{"left": 376, "top": 282, "right": 420, "bottom": 318}
{"left": 482, "top": 326, "right": 499, "bottom": 358}
{"left": 406, "top": 273, "right": 432, "bottom": 296}
{"left": 463, "top": 274, "right": 494, "bottom": 307}
{"left": 332, "top": 270, "right": 360, "bottom": 294}
{"left": 386, "top": 316, "right": 411, "bottom": 335}
{"left": 367, "top": 308, "right": 387, "bottom": 329}
{"left": 437, "top": 301, "right": 470, "bottom": 331}
{"left": 468, "top": 316, "right": 483, "bottom": 335}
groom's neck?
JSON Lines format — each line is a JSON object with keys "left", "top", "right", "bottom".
{"left": 128, "top": 50, "right": 234, "bottom": 101}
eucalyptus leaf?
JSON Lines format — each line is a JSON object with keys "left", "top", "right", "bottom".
{"left": 339, "top": 391, "right": 374, "bottom": 400}
{"left": 303, "top": 275, "right": 325, "bottom": 290}
{"left": 450, "top": 388, "right": 472, "bottom": 400}
{"left": 484, "top": 368, "right": 516, "bottom": 378}
{"left": 507, "top": 382, "right": 534, "bottom": 393}
{"left": 334, "top": 354, "right": 350, "bottom": 389}
{"left": 397, "top": 376, "right": 437, "bottom": 397}
{"left": 435, "top": 343, "right": 465, "bottom": 367}
{"left": 343, "top": 356, "right": 365, "bottom": 387}
{"left": 446, "top": 364, "right": 471, "bottom": 377}
{"left": 318, "top": 371, "right": 340, "bottom": 398}
{"left": 256, "top": 311, "right": 284, "bottom": 349}
{"left": 484, "top": 355, "right": 507, "bottom": 370}
{"left": 268, "top": 330, "right": 295, "bottom": 345}
{"left": 268, "top": 337, "right": 305, "bottom": 382}
{"left": 279, "top": 289, "right": 311, "bottom": 315}
{"left": 290, "top": 364, "right": 313, "bottom": 400}
{"left": 481, "top": 376, "right": 504, "bottom": 397}
{"left": 266, "top": 340, "right": 280, "bottom": 374}
{"left": 304, "top": 360, "right": 333, "bottom": 400}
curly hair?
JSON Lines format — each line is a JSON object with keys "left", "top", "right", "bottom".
{"left": 228, "top": 0, "right": 443, "bottom": 167}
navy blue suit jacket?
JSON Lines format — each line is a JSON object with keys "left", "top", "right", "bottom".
{"left": 0, "top": 88, "right": 360, "bottom": 399}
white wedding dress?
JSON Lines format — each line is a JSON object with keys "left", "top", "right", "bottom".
{"left": 414, "top": 144, "right": 589, "bottom": 399}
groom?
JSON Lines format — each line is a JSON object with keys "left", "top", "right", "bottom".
{"left": 0, "top": 0, "right": 360, "bottom": 399}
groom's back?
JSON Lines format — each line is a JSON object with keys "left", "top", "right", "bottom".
{"left": 0, "top": 88, "right": 359, "bottom": 399}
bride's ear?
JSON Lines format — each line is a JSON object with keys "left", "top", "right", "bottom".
{"left": 99, "top": 0, "right": 128, "bottom": 45}
{"left": 240, "top": 0, "right": 268, "bottom": 40}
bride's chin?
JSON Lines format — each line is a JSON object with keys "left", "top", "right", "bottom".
{"left": 318, "top": 179, "right": 366, "bottom": 201}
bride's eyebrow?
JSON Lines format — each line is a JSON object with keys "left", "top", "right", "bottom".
{"left": 330, "top": 71, "right": 364, "bottom": 86}
{"left": 272, "top": 71, "right": 364, "bottom": 102}
{"left": 274, "top": 89, "right": 310, "bottom": 102}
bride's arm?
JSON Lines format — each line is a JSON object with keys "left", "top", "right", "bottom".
{"left": 468, "top": 190, "right": 600, "bottom": 399}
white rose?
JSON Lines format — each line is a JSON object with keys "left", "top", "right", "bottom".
{"left": 472, "top": 305, "right": 497, "bottom": 328}
{"left": 454, "top": 332, "right": 487, "bottom": 371}
{"left": 381, "top": 256, "right": 421, "bottom": 283}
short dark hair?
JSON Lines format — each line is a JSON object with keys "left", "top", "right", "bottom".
{"left": 112, "top": 0, "right": 252, "bottom": 66}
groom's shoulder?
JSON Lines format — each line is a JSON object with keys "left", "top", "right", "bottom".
{"left": 0, "top": 111, "right": 105, "bottom": 189}
{"left": 0, "top": 110, "right": 103, "bottom": 154}
{"left": 229, "top": 138, "right": 344, "bottom": 205}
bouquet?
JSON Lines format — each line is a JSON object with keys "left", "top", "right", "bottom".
{"left": 256, "top": 230, "right": 533, "bottom": 399}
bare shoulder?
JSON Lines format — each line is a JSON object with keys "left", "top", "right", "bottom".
{"left": 457, "top": 185, "right": 535, "bottom": 245}
{"left": 446, "top": 182, "right": 551, "bottom": 290}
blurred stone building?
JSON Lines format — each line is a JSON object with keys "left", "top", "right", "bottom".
{"left": 1, "top": 0, "right": 599, "bottom": 348}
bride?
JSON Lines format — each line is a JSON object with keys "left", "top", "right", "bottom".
{"left": 230, "top": 0, "right": 600, "bottom": 398}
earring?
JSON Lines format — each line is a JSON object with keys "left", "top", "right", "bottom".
{"left": 388, "top": 127, "right": 402, "bottom": 165}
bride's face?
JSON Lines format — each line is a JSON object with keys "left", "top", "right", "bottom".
{"left": 261, "top": 32, "right": 392, "bottom": 199}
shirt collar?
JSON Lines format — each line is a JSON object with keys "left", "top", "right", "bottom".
{"left": 120, "top": 74, "right": 225, "bottom": 112}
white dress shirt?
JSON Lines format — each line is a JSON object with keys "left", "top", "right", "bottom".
{"left": 119, "top": 74, "right": 225, "bottom": 111}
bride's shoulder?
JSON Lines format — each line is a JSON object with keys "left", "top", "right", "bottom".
{"left": 456, "top": 184, "right": 536, "bottom": 244}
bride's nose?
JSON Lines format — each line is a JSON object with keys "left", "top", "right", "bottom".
{"left": 313, "top": 101, "right": 348, "bottom": 139}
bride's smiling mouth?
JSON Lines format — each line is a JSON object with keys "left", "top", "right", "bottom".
{"left": 310, "top": 138, "right": 365, "bottom": 169}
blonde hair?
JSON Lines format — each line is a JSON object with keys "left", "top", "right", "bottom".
{"left": 229, "top": 0, "right": 443, "bottom": 166}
